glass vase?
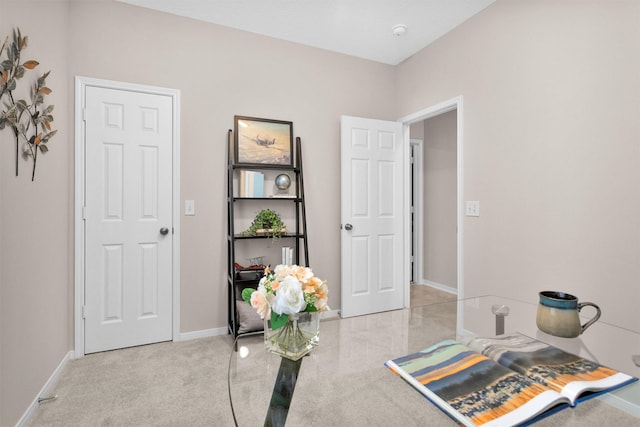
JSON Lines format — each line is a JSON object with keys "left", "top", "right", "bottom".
{"left": 264, "top": 311, "right": 320, "bottom": 361}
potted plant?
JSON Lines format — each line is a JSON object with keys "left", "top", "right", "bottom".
{"left": 241, "top": 209, "right": 286, "bottom": 239}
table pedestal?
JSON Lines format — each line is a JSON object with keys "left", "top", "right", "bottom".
{"left": 264, "top": 357, "right": 302, "bottom": 427}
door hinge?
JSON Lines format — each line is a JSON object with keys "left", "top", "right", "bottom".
{"left": 82, "top": 206, "right": 87, "bottom": 220}
{"left": 82, "top": 108, "right": 86, "bottom": 122}
{"left": 82, "top": 306, "right": 86, "bottom": 319}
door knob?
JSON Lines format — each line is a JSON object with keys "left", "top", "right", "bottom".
{"left": 344, "top": 223, "right": 353, "bottom": 231}
{"left": 160, "top": 227, "right": 169, "bottom": 236}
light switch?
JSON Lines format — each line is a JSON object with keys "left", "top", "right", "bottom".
{"left": 466, "top": 201, "right": 480, "bottom": 217}
{"left": 185, "top": 200, "right": 195, "bottom": 216}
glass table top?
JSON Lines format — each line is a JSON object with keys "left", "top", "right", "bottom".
{"left": 227, "top": 296, "right": 640, "bottom": 426}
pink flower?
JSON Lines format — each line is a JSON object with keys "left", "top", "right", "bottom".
{"left": 250, "top": 288, "right": 270, "bottom": 319}
{"left": 313, "top": 280, "right": 329, "bottom": 311}
{"left": 274, "top": 265, "right": 313, "bottom": 283}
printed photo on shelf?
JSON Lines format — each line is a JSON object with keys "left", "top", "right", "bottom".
{"left": 234, "top": 116, "right": 293, "bottom": 166}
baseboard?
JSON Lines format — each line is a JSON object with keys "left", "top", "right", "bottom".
{"left": 418, "top": 280, "right": 458, "bottom": 295}
{"left": 599, "top": 382, "right": 640, "bottom": 417}
{"left": 321, "top": 309, "right": 341, "bottom": 320}
{"left": 16, "top": 350, "right": 74, "bottom": 427}
{"left": 177, "top": 326, "right": 228, "bottom": 341}
{"left": 177, "top": 310, "right": 341, "bottom": 341}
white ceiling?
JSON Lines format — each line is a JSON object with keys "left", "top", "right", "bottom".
{"left": 117, "top": 0, "right": 495, "bottom": 65}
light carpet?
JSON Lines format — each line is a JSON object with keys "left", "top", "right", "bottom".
{"left": 26, "top": 336, "right": 236, "bottom": 426}
{"left": 25, "top": 291, "right": 640, "bottom": 426}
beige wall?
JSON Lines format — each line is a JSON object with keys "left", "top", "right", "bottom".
{"left": 1, "top": 1, "right": 72, "bottom": 423}
{"left": 3, "top": 0, "right": 640, "bottom": 424}
{"left": 67, "top": 0, "right": 395, "bottom": 334}
{"left": 422, "top": 110, "right": 457, "bottom": 290}
{"left": 397, "top": 0, "right": 640, "bottom": 328}
{"left": 1, "top": 0, "right": 396, "bottom": 424}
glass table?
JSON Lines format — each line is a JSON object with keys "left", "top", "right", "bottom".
{"left": 227, "top": 296, "right": 640, "bottom": 426}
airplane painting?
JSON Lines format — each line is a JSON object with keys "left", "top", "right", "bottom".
{"left": 235, "top": 116, "right": 293, "bottom": 166}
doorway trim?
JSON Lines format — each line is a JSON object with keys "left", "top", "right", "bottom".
{"left": 409, "top": 138, "right": 424, "bottom": 284}
{"left": 73, "top": 76, "right": 181, "bottom": 357}
{"left": 399, "top": 95, "right": 464, "bottom": 306}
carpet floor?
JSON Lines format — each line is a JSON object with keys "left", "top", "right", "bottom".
{"left": 25, "top": 286, "right": 639, "bottom": 426}
{"left": 26, "top": 336, "right": 236, "bottom": 426}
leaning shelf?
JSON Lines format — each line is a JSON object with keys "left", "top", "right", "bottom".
{"left": 226, "top": 129, "right": 310, "bottom": 340}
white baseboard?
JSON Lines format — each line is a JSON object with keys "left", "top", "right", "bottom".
{"left": 417, "top": 280, "right": 458, "bottom": 295}
{"left": 17, "top": 350, "right": 74, "bottom": 427}
{"left": 599, "top": 382, "right": 640, "bottom": 417}
{"left": 321, "top": 309, "right": 341, "bottom": 320}
{"left": 177, "top": 310, "right": 340, "bottom": 341}
{"left": 177, "top": 326, "right": 228, "bottom": 341}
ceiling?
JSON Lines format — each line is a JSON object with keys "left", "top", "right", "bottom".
{"left": 116, "top": 0, "right": 495, "bottom": 65}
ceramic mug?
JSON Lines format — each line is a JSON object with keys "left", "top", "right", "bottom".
{"left": 536, "top": 291, "right": 601, "bottom": 338}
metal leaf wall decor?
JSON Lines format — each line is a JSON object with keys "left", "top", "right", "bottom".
{"left": 0, "top": 28, "right": 56, "bottom": 181}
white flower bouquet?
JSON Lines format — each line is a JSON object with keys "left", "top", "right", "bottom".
{"left": 242, "top": 265, "right": 329, "bottom": 360}
{"left": 242, "top": 264, "right": 329, "bottom": 325}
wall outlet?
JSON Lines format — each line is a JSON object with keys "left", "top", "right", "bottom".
{"left": 466, "top": 201, "right": 480, "bottom": 217}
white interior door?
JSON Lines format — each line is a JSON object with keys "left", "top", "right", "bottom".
{"left": 84, "top": 86, "right": 173, "bottom": 353}
{"left": 340, "top": 116, "right": 405, "bottom": 318}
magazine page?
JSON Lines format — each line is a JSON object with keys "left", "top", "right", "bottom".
{"left": 467, "top": 334, "right": 637, "bottom": 405}
{"left": 385, "top": 340, "right": 570, "bottom": 426}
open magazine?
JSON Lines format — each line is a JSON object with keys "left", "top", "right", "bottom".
{"left": 385, "top": 333, "right": 637, "bottom": 427}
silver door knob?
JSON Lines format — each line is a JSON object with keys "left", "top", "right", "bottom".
{"left": 160, "top": 227, "right": 169, "bottom": 236}
{"left": 344, "top": 223, "right": 353, "bottom": 231}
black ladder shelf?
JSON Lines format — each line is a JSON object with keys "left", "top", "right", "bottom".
{"left": 226, "top": 129, "right": 309, "bottom": 339}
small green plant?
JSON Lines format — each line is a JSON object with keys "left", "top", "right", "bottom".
{"left": 241, "top": 209, "right": 286, "bottom": 239}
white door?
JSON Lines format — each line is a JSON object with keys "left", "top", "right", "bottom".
{"left": 340, "top": 116, "right": 405, "bottom": 318}
{"left": 84, "top": 86, "right": 173, "bottom": 353}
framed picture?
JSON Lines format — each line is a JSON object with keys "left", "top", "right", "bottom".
{"left": 234, "top": 116, "right": 293, "bottom": 166}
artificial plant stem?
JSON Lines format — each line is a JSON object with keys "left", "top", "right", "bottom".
{"left": 28, "top": 110, "right": 38, "bottom": 181}
{"left": 14, "top": 127, "right": 18, "bottom": 176}
{"left": 31, "top": 144, "right": 37, "bottom": 181}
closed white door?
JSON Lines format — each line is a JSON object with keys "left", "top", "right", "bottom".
{"left": 84, "top": 86, "right": 173, "bottom": 353}
{"left": 340, "top": 116, "right": 405, "bottom": 318}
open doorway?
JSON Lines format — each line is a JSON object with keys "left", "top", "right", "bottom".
{"left": 401, "top": 97, "right": 462, "bottom": 306}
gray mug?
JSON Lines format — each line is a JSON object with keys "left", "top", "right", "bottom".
{"left": 536, "top": 291, "right": 601, "bottom": 338}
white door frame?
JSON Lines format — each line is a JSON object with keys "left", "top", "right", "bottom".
{"left": 409, "top": 138, "right": 424, "bottom": 285}
{"left": 399, "top": 96, "right": 464, "bottom": 306}
{"left": 74, "top": 76, "right": 181, "bottom": 357}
